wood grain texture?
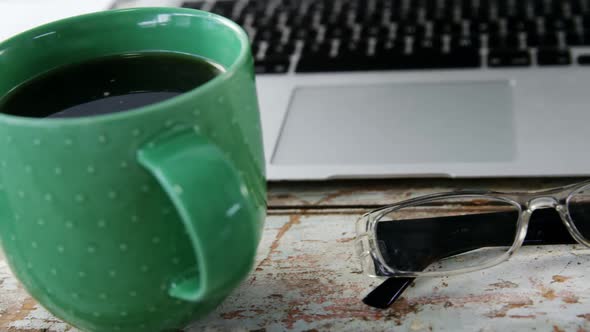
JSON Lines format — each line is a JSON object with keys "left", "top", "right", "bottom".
{"left": 267, "top": 178, "right": 581, "bottom": 208}
{"left": 1, "top": 179, "right": 589, "bottom": 331}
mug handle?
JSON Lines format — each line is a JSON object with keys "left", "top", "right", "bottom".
{"left": 137, "top": 129, "right": 257, "bottom": 302}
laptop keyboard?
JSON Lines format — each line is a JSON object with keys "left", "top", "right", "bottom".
{"left": 182, "top": 0, "right": 590, "bottom": 74}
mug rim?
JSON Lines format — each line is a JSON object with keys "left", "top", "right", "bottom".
{"left": 0, "top": 7, "right": 250, "bottom": 127}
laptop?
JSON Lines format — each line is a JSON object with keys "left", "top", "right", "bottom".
{"left": 4, "top": 0, "right": 590, "bottom": 181}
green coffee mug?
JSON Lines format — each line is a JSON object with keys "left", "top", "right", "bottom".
{"left": 0, "top": 7, "right": 266, "bottom": 332}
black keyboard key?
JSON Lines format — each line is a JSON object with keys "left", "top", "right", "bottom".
{"left": 267, "top": 41, "right": 296, "bottom": 58}
{"left": 286, "top": 13, "right": 315, "bottom": 28}
{"left": 309, "top": 8, "right": 328, "bottom": 24}
{"left": 340, "top": 39, "right": 370, "bottom": 57}
{"left": 546, "top": 18, "right": 570, "bottom": 32}
{"left": 566, "top": 32, "right": 585, "bottom": 45}
{"left": 432, "top": 21, "right": 463, "bottom": 36}
{"left": 572, "top": 1, "right": 583, "bottom": 14}
{"left": 243, "top": 0, "right": 267, "bottom": 12}
{"left": 256, "top": 28, "right": 283, "bottom": 42}
{"left": 407, "top": 38, "right": 442, "bottom": 67}
{"left": 182, "top": 2, "right": 205, "bottom": 10}
{"left": 398, "top": 49, "right": 445, "bottom": 69}
{"left": 356, "top": 11, "right": 381, "bottom": 25}
{"left": 526, "top": 32, "right": 540, "bottom": 47}
{"left": 379, "top": 38, "right": 480, "bottom": 70}
{"left": 329, "top": 42, "right": 377, "bottom": 71}
{"left": 446, "top": 49, "right": 481, "bottom": 68}
{"left": 406, "top": 50, "right": 444, "bottom": 69}
{"left": 302, "top": 41, "right": 332, "bottom": 57}
{"left": 488, "top": 33, "right": 521, "bottom": 49}
{"left": 578, "top": 54, "right": 590, "bottom": 65}
{"left": 291, "top": 28, "right": 319, "bottom": 41}
{"left": 470, "top": 21, "right": 499, "bottom": 35}
{"left": 415, "top": 37, "right": 443, "bottom": 52}
{"left": 252, "top": 16, "right": 276, "bottom": 30}
{"left": 233, "top": 12, "right": 249, "bottom": 26}
{"left": 251, "top": 42, "right": 261, "bottom": 58}
{"left": 552, "top": 19, "right": 576, "bottom": 31}
{"left": 398, "top": 24, "right": 426, "bottom": 38}
{"left": 209, "top": 0, "right": 235, "bottom": 17}
{"left": 296, "top": 56, "right": 339, "bottom": 72}
{"left": 535, "top": 1, "right": 553, "bottom": 16}
{"left": 488, "top": 49, "right": 531, "bottom": 67}
{"left": 360, "top": 40, "right": 407, "bottom": 70}
{"left": 527, "top": 33, "right": 560, "bottom": 47}
{"left": 537, "top": 34, "right": 560, "bottom": 47}
{"left": 507, "top": 18, "right": 537, "bottom": 34}
{"left": 452, "top": 35, "right": 482, "bottom": 49}
{"left": 325, "top": 13, "right": 350, "bottom": 28}
{"left": 375, "top": 39, "right": 405, "bottom": 56}
{"left": 396, "top": 49, "right": 480, "bottom": 70}
{"left": 537, "top": 49, "right": 572, "bottom": 65}
{"left": 272, "top": 10, "right": 291, "bottom": 26}
{"left": 360, "top": 26, "right": 391, "bottom": 40}
{"left": 255, "top": 56, "right": 290, "bottom": 74}
{"left": 325, "top": 27, "right": 354, "bottom": 40}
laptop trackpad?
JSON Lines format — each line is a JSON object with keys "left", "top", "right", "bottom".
{"left": 271, "top": 81, "right": 515, "bottom": 165}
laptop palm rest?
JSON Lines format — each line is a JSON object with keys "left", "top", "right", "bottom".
{"left": 271, "top": 80, "right": 515, "bottom": 165}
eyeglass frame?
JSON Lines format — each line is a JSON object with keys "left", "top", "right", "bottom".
{"left": 355, "top": 180, "right": 590, "bottom": 279}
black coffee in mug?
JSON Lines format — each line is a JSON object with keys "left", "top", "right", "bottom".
{"left": 0, "top": 52, "right": 224, "bottom": 118}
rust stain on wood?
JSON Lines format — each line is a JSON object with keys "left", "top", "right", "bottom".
{"left": 529, "top": 277, "right": 558, "bottom": 300}
{"left": 275, "top": 292, "right": 541, "bottom": 328}
{"left": 313, "top": 189, "right": 360, "bottom": 206}
{"left": 577, "top": 314, "right": 590, "bottom": 321}
{"left": 0, "top": 298, "right": 38, "bottom": 330}
{"left": 529, "top": 277, "right": 580, "bottom": 303}
{"left": 552, "top": 275, "right": 572, "bottom": 283}
{"left": 484, "top": 299, "right": 534, "bottom": 318}
{"left": 221, "top": 309, "right": 265, "bottom": 320}
{"left": 541, "top": 288, "right": 558, "bottom": 300}
{"left": 386, "top": 298, "right": 422, "bottom": 325}
{"left": 256, "top": 215, "right": 302, "bottom": 270}
{"left": 554, "top": 325, "right": 566, "bottom": 332}
{"left": 268, "top": 192, "right": 312, "bottom": 206}
{"left": 509, "top": 314, "right": 536, "bottom": 319}
{"left": 488, "top": 280, "right": 519, "bottom": 289}
{"left": 562, "top": 293, "right": 579, "bottom": 304}
{"left": 336, "top": 237, "right": 355, "bottom": 243}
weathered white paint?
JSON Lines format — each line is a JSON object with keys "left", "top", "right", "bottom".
{"left": 1, "top": 180, "right": 589, "bottom": 331}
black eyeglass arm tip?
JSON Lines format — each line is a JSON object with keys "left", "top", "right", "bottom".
{"left": 362, "top": 277, "right": 415, "bottom": 309}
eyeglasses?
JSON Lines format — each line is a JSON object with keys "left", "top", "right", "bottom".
{"left": 355, "top": 181, "right": 590, "bottom": 309}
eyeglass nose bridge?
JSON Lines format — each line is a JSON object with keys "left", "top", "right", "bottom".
{"left": 513, "top": 197, "right": 563, "bottom": 250}
{"left": 526, "top": 196, "right": 559, "bottom": 211}
{"left": 521, "top": 196, "right": 590, "bottom": 247}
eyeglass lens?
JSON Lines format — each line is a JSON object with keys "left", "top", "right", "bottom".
{"left": 365, "top": 207, "right": 577, "bottom": 309}
{"left": 567, "top": 186, "right": 590, "bottom": 241}
{"left": 375, "top": 197, "right": 520, "bottom": 274}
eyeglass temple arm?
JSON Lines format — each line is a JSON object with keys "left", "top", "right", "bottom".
{"left": 362, "top": 208, "right": 575, "bottom": 309}
{"left": 362, "top": 276, "right": 414, "bottom": 309}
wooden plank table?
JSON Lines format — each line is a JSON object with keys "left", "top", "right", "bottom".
{"left": 2, "top": 179, "right": 590, "bottom": 331}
